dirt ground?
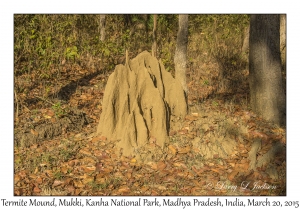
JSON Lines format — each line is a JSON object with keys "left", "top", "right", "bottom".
{"left": 14, "top": 52, "right": 286, "bottom": 196}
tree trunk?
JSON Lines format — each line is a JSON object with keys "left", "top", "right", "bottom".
{"left": 99, "top": 15, "right": 106, "bottom": 42}
{"left": 280, "top": 14, "right": 286, "bottom": 67}
{"left": 241, "top": 25, "right": 250, "bottom": 62}
{"left": 249, "top": 15, "right": 286, "bottom": 125}
{"left": 152, "top": 14, "right": 157, "bottom": 57}
{"left": 174, "top": 14, "right": 188, "bottom": 94}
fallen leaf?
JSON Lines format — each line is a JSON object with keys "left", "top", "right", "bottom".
{"left": 168, "top": 145, "right": 177, "bottom": 155}
{"left": 74, "top": 180, "right": 84, "bottom": 188}
{"left": 228, "top": 170, "right": 239, "bottom": 181}
{"left": 185, "top": 115, "right": 198, "bottom": 121}
{"left": 125, "top": 172, "right": 132, "bottom": 179}
{"left": 30, "top": 129, "right": 39, "bottom": 136}
{"left": 66, "top": 185, "right": 75, "bottom": 194}
{"left": 14, "top": 174, "right": 21, "bottom": 183}
{"left": 82, "top": 176, "right": 94, "bottom": 185}
{"left": 74, "top": 189, "right": 82, "bottom": 195}
{"left": 100, "top": 136, "right": 107, "bottom": 141}
{"left": 79, "top": 149, "right": 92, "bottom": 156}
{"left": 157, "top": 161, "right": 167, "bottom": 170}
{"left": 83, "top": 165, "right": 96, "bottom": 173}
{"left": 61, "top": 166, "right": 69, "bottom": 174}
{"left": 173, "top": 162, "right": 187, "bottom": 168}
{"left": 130, "top": 158, "right": 137, "bottom": 163}
{"left": 178, "top": 146, "right": 191, "bottom": 154}
{"left": 33, "top": 186, "right": 41, "bottom": 193}
{"left": 35, "top": 177, "right": 43, "bottom": 184}
{"left": 52, "top": 180, "right": 64, "bottom": 187}
{"left": 118, "top": 186, "right": 130, "bottom": 194}
{"left": 169, "top": 130, "right": 177, "bottom": 136}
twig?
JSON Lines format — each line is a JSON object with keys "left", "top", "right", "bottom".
{"left": 35, "top": 96, "right": 55, "bottom": 106}
{"left": 14, "top": 90, "right": 19, "bottom": 119}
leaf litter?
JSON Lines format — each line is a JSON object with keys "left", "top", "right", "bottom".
{"left": 14, "top": 61, "right": 286, "bottom": 196}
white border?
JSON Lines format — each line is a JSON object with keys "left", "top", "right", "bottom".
{"left": 1, "top": 0, "right": 299, "bottom": 209}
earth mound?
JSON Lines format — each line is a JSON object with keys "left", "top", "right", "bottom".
{"left": 97, "top": 51, "right": 187, "bottom": 160}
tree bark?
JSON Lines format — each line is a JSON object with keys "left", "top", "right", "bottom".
{"left": 99, "top": 15, "right": 106, "bottom": 42}
{"left": 249, "top": 15, "right": 286, "bottom": 125}
{"left": 280, "top": 14, "right": 286, "bottom": 67}
{"left": 174, "top": 14, "right": 188, "bottom": 94}
{"left": 152, "top": 14, "right": 157, "bottom": 57}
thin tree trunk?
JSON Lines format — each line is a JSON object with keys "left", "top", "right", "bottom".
{"left": 152, "top": 14, "right": 157, "bottom": 57}
{"left": 174, "top": 14, "right": 188, "bottom": 94}
{"left": 249, "top": 15, "right": 286, "bottom": 125}
{"left": 280, "top": 14, "right": 286, "bottom": 67}
{"left": 99, "top": 15, "right": 106, "bottom": 42}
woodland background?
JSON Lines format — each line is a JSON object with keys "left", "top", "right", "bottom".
{"left": 12, "top": 14, "right": 287, "bottom": 196}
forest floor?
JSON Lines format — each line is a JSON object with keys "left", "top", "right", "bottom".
{"left": 14, "top": 58, "right": 286, "bottom": 196}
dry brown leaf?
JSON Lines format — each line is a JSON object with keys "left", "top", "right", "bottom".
{"left": 46, "top": 109, "right": 55, "bottom": 117}
{"left": 100, "top": 136, "right": 107, "bottom": 141}
{"left": 191, "top": 112, "right": 199, "bottom": 117}
{"left": 228, "top": 170, "right": 239, "bottom": 181}
{"left": 178, "top": 129, "right": 188, "bottom": 135}
{"left": 35, "top": 177, "right": 43, "bottom": 184}
{"left": 130, "top": 158, "right": 137, "bottom": 163}
{"left": 102, "top": 166, "right": 114, "bottom": 174}
{"left": 18, "top": 170, "right": 27, "bottom": 178}
{"left": 120, "top": 161, "right": 130, "bottom": 168}
{"left": 173, "top": 162, "right": 187, "bottom": 168}
{"left": 66, "top": 185, "right": 75, "bottom": 194}
{"left": 68, "top": 160, "right": 79, "bottom": 167}
{"left": 61, "top": 166, "right": 69, "bottom": 174}
{"left": 213, "top": 154, "right": 219, "bottom": 159}
{"left": 240, "top": 159, "right": 249, "bottom": 164}
{"left": 169, "top": 130, "right": 177, "bottom": 136}
{"left": 191, "top": 187, "right": 202, "bottom": 195}
{"left": 177, "top": 171, "right": 189, "bottom": 178}
{"left": 14, "top": 188, "right": 22, "bottom": 196}
{"left": 147, "top": 162, "right": 158, "bottom": 170}
{"left": 74, "top": 180, "right": 84, "bottom": 188}
{"left": 151, "top": 190, "right": 159, "bottom": 196}
{"left": 118, "top": 186, "right": 130, "bottom": 194}
{"left": 82, "top": 176, "right": 94, "bottom": 185}
{"left": 30, "top": 129, "right": 39, "bottom": 136}
{"left": 74, "top": 189, "right": 82, "bottom": 195}
{"left": 140, "top": 186, "right": 150, "bottom": 193}
{"left": 33, "top": 186, "right": 41, "bottom": 193}
{"left": 250, "top": 130, "right": 268, "bottom": 140}
{"left": 79, "top": 149, "right": 93, "bottom": 156}
{"left": 185, "top": 115, "right": 198, "bottom": 121}
{"left": 80, "top": 94, "right": 87, "bottom": 99}
{"left": 14, "top": 174, "right": 21, "bottom": 183}
{"left": 168, "top": 145, "right": 177, "bottom": 155}
{"left": 91, "top": 136, "right": 102, "bottom": 142}
{"left": 228, "top": 162, "right": 235, "bottom": 167}
{"left": 178, "top": 146, "right": 191, "bottom": 154}
{"left": 52, "top": 180, "right": 64, "bottom": 187}
{"left": 236, "top": 163, "right": 249, "bottom": 171}
{"left": 95, "top": 177, "right": 106, "bottom": 184}
{"left": 125, "top": 172, "right": 132, "bottom": 179}
{"left": 83, "top": 165, "right": 96, "bottom": 173}
{"left": 211, "top": 168, "right": 222, "bottom": 174}
{"left": 157, "top": 161, "right": 167, "bottom": 170}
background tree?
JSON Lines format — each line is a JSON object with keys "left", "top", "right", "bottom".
{"left": 174, "top": 14, "right": 189, "bottom": 94}
{"left": 249, "top": 14, "right": 286, "bottom": 125}
{"left": 99, "top": 15, "right": 106, "bottom": 42}
{"left": 152, "top": 14, "right": 157, "bottom": 57}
